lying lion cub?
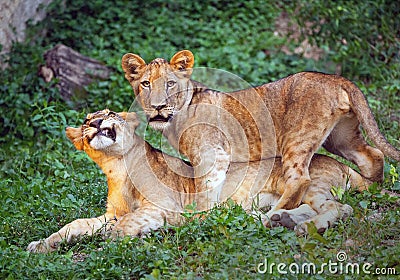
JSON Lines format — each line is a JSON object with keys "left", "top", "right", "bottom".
{"left": 27, "top": 110, "right": 370, "bottom": 253}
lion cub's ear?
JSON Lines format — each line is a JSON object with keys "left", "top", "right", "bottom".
{"left": 118, "top": 112, "right": 140, "bottom": 130}
{"left": 65, "top": 126, "right": 84, "bottom": 151}
{"left": 170, "top": 50, "right": 194, "bottom": 77}
{"left": 121, "top": 53, "right": 146, "bottom": 83}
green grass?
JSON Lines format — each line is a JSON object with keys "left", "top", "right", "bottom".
{"left": 1, "top": 0, "right": 399, "bottom": 279}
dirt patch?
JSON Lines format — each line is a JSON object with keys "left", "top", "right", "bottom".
{"left": 274, "top": 11, "right": 324, "bottom": 61}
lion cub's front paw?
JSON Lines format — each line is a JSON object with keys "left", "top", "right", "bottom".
{"left": 109, "top": 215, "right": 141, "bottom": 239}
{"left": 27, "top": 240, "right": 55, "bottom": 253}
{"left": 267, "top": 212, "right": 297, "bottom": 229}
{"left": 264, "top": 204, "right": 318, "bottom": 230}
{"left": 108, "top": 225, "right": 126, "bottom": 240}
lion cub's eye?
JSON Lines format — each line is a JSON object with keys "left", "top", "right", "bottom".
{"left": 167, "top": 80, "right": 176, "bottom": 87}
{"left": 141, "top": 81, "right": 150, "bottom": 88}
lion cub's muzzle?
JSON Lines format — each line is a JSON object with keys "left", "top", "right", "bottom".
{"left": 149, "top": 114, "right": 171, "bottom": 123}
{"left": 147, "top": 107, "right": 173, "bottom": 129}
{"left": 85, "top": 119, "right": 117, "bottom": 142}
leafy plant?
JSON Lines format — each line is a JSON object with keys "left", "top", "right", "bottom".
{"left": 282, "top": 0, "right": 400, "bottom": 81}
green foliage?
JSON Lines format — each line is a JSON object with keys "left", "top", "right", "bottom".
{"left": 0, "top": 0, "right": 399, "bottom": 279}
{"left": 284, "top": 0, "right": 400, "bottom": 82}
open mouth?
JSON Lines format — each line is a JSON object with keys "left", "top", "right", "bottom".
{"left": 148, "top": 115, "right": 171, "bottom": 130}
{"left": 98, "top": 127, "right": 116, "bottom": 141}
{"left": 149, "top": 115, "right": 171, "bottom": 123}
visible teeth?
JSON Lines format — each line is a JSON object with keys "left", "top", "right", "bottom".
{"left": 150, "top": 121, "right": 169, "bottom": 131}
{"left": 100, "top": 127, "right": 116, "bottom": 140}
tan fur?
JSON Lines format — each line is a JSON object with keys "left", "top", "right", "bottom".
{"left": 27, "top": 110, "right": 192, "bottom": 253}
{"left": 121, "top": 50, "right": 400, "bottom": 211}
{"left": 27, "top": 110, "right": 371, "bottom": 253}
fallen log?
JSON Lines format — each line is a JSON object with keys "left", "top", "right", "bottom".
{"left": 39, "top": 44, "right": 112, "bottom": 106}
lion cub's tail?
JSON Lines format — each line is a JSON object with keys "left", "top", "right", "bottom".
{"left": 347, "top": 82, "right": 400, "bottom": 162}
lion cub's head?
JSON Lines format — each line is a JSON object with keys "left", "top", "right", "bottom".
{"left": 121, "top": 50, "right": 195, "bottom": 131}
{"left": 66, "top": 109, "right": 139, "bottom": 158}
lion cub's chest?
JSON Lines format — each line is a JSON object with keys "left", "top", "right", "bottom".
{"left": 168, "top": 90, "right": 277, "bottom": 162}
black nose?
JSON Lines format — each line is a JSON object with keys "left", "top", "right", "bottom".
{"left": 151, "top": 104, "right": 166, "bottom": 111}
{"left": 89, "top": 119, "right": 102, "bottom": 128}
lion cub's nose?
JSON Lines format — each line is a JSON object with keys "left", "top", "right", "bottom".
{"left": 151, "top": 104, "right": 166, "bottom": 111}
{"left": 89, "top": 119, "right": 103, "bottom": 128}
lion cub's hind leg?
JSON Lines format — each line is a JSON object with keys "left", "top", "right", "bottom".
{"left": 295, "top": 198, "right": 353, "bottom": 235}
{"left": 270, "top": 150, "right": 313, "bottom": 212}
{"left": 323, "top": 114, "right": 384, "bottom": 182}
{"left": 111, "top": 204, "right": 179, "bottom": 238}
{"left": 295, "top": 155, "right": 370, "bottom": 235}
{"left": 272, "top": 124, "right": 337, "bottom": 211}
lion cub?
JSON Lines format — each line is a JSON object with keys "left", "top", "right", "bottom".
{"left": 122, "top": 50, "right": 399, "bottom": 213}
{"left": 27, "top": 110, "right": 370, "bottom": 253}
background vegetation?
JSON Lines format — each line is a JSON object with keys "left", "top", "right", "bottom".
{"left": 0, "top": 0, "right": 399, "bottom": 279}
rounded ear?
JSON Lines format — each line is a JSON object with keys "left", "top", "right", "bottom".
{"left": 121, "top": 53, "right": 146, "bottom": 83}
{"left": 170, "top": 50, "right": 194, "bottom": 77}
{"left": 118, "top": 112, "right": 140, "bottom": 129}
{"left": 65, "top": 126, "right": 84, "bottom": 150}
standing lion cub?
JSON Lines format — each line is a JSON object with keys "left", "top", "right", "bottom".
{"left": 27, "top": 110, "right": 370, "bottom": 253}
{"left": 121, "top": 50, "right": 400, "bottom": 212}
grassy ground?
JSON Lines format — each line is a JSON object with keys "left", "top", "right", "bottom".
{"left": 1, "top": 1, "right": 399, "bottom": 279}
